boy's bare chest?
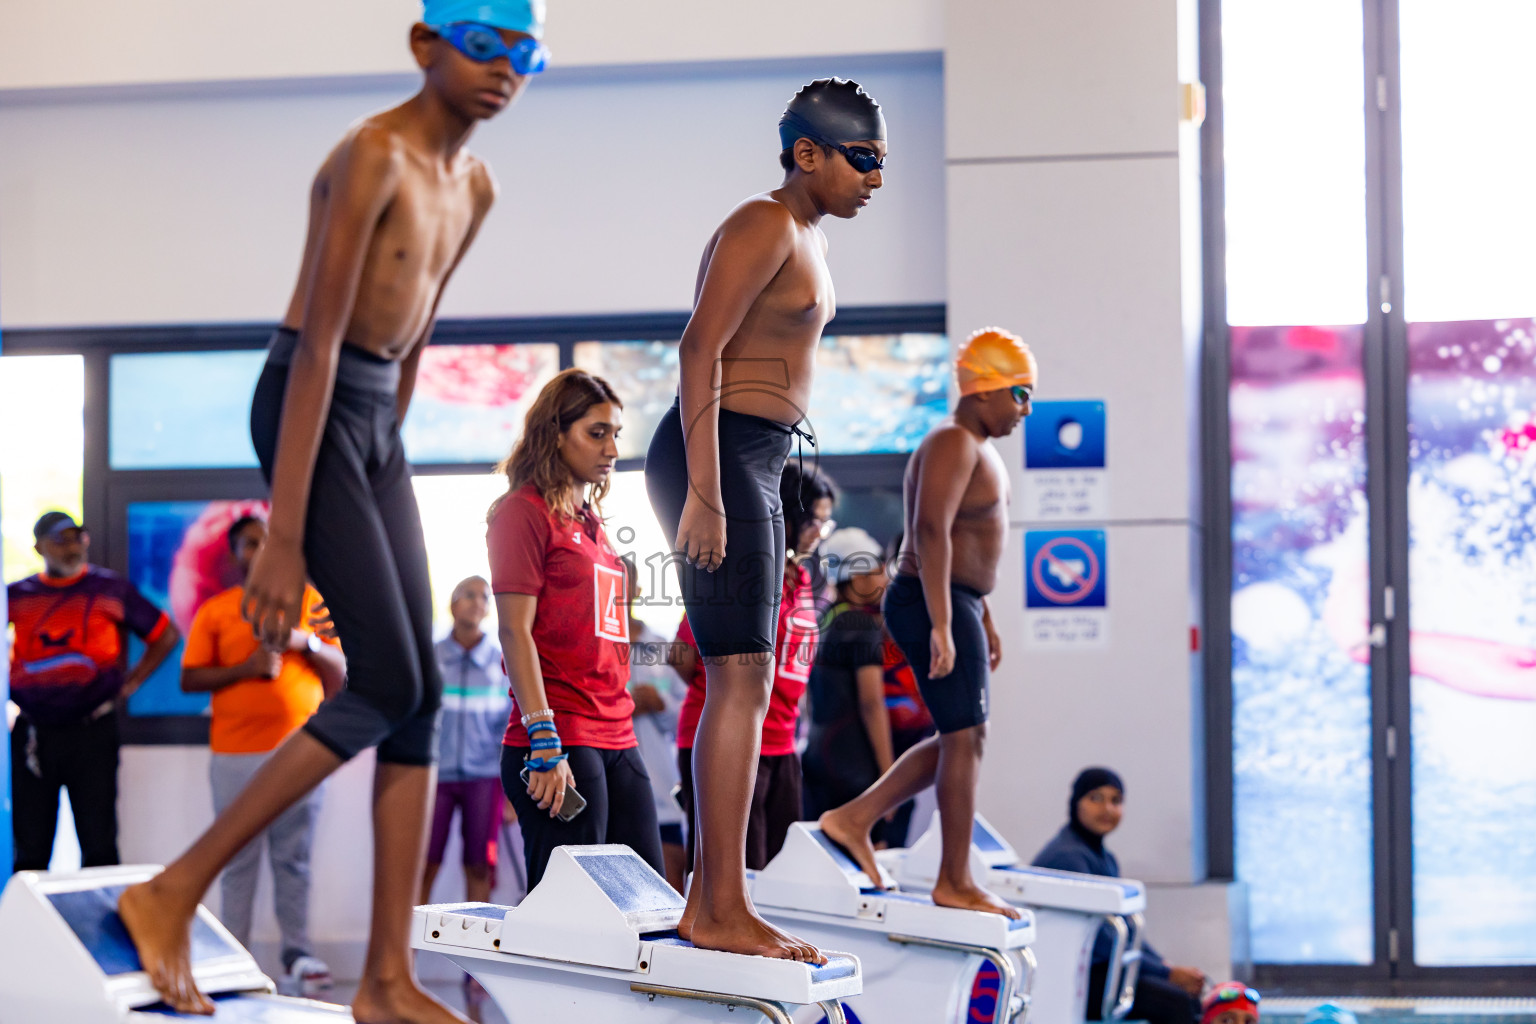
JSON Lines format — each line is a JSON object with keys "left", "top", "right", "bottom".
{"left": 964, "top": 445, "right": 1010, "bottom": 510}
{"left": 374, "top": 174, "right": 478, "bottom": 278}
{"left": 757, "top": 240, "right": 835, "bottom": 329}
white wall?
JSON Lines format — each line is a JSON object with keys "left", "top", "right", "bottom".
{"left": 944, "top": 0, "right": 1209, "bottom": 886}
{"left": 0, "top": 56, "right": 944, "bottom": 328}
{"left": 0, "top": 0, "right": 943, "bottom": 91}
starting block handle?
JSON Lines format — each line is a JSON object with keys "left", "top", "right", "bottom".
{"left": 630, "top": 981, "right": 794, "bottom": 1024}
{"left": 887, "top": 933, "right": 1026, "bottom": 1024}
{"left": 819, "top": 999, "right": 850, "bottom": 1024}
{"left": 1101, "top": 912, "right": 1145, "bottom": 1021}
{"left": 1015, "top": 945, "right": 1038, "bottom": 1023}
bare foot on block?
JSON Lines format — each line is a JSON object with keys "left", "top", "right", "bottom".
{"left": 677, "top": 881, "right": 702, "bottom": 942}
{"left": 118, "top": 876, "right": 214, "bottom": 1015}
{"left": 689, "top": 907, "right": 827, "bottom": 964}
{"left": 353, "top": 974, "right": 471, "bottom": 1024}
{"left": 931, "top": 877, "right": 1021, "bottom": 919}
{"left": 818, "top": 809, "right": 885, "bottom": 890}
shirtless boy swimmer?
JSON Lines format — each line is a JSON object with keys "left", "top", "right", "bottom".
{"left": 820, "top": 328, "right": 1037, "bottom": 919}
{"left": 118, "top": 3, "right": 547, "bottom": 1018}
{"left": 645, "top": 79, "right": 887, "bottom": 961}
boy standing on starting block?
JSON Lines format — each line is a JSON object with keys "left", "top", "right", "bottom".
{"left": 118, "top": 3, "right": 547, "bottom": 1018}
{"left": 820, "top": 327, "right": 1036, "bottom": 919}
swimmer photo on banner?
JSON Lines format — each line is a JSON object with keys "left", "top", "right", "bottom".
{"left": 1024, "top": 528, "right": 1108, "bottom": 648}
{"left": 1022, "top": 400, "right": 1107, "bottom": 520}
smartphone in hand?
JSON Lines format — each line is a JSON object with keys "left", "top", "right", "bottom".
{"left": 520, "top": 766, "right": 588, "bottom": 822}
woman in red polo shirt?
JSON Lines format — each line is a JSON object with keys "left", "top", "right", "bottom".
{"left": 487, "top": 368, "right": 664, "bottom": 888}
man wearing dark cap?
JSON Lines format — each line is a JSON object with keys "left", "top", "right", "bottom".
{"left": 6, "top": 511, "right": 180, "bottom": 871}
{"left": 645, "top": 77, "right": 886, "bottom": 961}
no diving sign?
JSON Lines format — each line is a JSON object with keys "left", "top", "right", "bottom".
{"left": 1024, "top": 529, "right": 1108, "bottom": 648}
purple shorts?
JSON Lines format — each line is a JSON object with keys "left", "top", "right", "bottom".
{"left": 428, "top": 776, "right": 505, "bottom": 870}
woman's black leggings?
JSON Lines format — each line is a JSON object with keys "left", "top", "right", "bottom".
{"left": 250, "top": 329, "right": 442, "bottom": 766}
{"left": 502, "top": 745, "right": 666, "bottom": 890}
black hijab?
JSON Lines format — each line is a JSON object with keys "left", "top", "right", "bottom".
{"left": 1068, "top": 766, "right": 1124, "bottom": 853}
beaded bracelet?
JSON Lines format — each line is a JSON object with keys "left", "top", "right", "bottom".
{"left": 521, "top": 708, "right": 556, "bottom": 726}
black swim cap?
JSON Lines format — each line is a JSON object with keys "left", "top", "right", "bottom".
{"left": 778, "top": 78, "right": 886, "bottom": 150}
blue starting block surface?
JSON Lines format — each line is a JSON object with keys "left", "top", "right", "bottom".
{"left": 643, "top": 931, "right": 861, "bottom": 984}
{"left": 136, "top": 994, "right": 350, "bottom": 1020}
{"left": 810, "top": 830, "right": 867, "bottom": 878}
{"left": 973, "top": 820, "right": 1012, "bottom": 858}
{"left": 994, "top": 865, "right": 1144, "bottom": 902}
{"left": 49, "top": 885, "right": 240, "bottom": 977}
{"left": 571, "top": 851, "right": 685, "bottom": 918}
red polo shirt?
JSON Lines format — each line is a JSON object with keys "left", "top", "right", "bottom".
{"left": 676, "top": 562, "right": 818, "bottom": 757}
{"left": 488, "top": 484, "right": 635, "bottom": 750}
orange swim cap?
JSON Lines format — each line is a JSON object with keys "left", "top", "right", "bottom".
{"left": 956, "top": 327, "right": 1037, "bottom": 397}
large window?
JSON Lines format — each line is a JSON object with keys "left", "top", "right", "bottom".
{"left": 124, "top": 498, "right": 269, "bottom": 717}
{"left": 574, "top": 332, "right": 951, "bottom": 459}
{"left": 1398, "top": 0, "right": 1536, "bottom": 968}
{"left": 110, "top": 351, "right": 265, "bottom": 470}
{"left": 402, "top": 344, "right": 560, "bottom": 464}
{"left": 1221, "top": 0, "right": 1373, "bottom": 966}
{"left": 10, "top": 309, "right": 938, "bottom": 742}
{"left": 1216, "top": 0, "right": 1536, "bottom": 979}
{"left": 0, "top": 355, "right": 85, "bottom": 580}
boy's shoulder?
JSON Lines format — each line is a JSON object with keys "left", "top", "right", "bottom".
{"left": 720, "top": 193, "right": 797, "bottom": 237}
{"left": 916, "top": 418, "right": 980, "bottom": 455}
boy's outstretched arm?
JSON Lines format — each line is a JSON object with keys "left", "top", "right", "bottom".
{"left": 674, "top": 203, "right": 795, "bottom": 571}
{"left": 243, "top": 127, "right": 404, "bottom": 646}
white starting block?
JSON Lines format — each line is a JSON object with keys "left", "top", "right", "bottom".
{"left": 0, "top": 865, "right": 352, "bottom": 1022}
{"left": 751, "top": 823, "right": 1036, "bottom": 1024}
{"left": 879, "top": 817, "right": 1147, "bottom": 1024}
{"left": 415, "top": 844, "right": 861, "bottom": 1023}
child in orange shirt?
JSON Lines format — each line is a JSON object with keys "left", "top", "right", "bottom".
{"left": 181, "top": 515, "right": 345, "bottom": 995}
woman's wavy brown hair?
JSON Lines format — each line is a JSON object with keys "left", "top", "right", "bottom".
{"left": 490, "top": 368, "right": 624, "bottom": 523}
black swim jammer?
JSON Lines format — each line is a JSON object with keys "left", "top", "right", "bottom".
{"left": 882, "top": 573, "right": 990, "bottom": 734}
{"left": 644, "top": 399, "right": 794, "bottom": 658}
{"left": 249, "top": 328, "right": 443, "bottom": 765}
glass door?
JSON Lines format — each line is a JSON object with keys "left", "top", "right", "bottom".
{"left": 1221, "top": 0, "right": 1378, "bottom": 969}
{"left": 1221, "top": 0, "right": 1536, "bottom": 978}
{"left": 1396, "top": 0, "right": 1536, "bottom": 971}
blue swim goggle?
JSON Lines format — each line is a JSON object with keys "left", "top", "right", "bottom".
{"left": 434, "top": 22, "right": 550, "bottom": 75}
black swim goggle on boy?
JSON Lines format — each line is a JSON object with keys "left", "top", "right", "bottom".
{"left": 433, "top": 22, "right": 550, "bottom": 75}
{"left": 822, "top": 140, "right": 885, "bottom": 174}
